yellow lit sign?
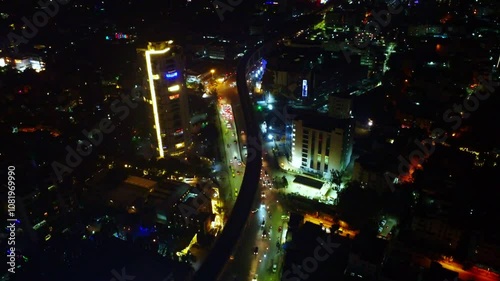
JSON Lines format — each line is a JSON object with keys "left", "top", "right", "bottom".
{"left": 145, "top": 47, "right": 171, "bottom": 158}
{"left": 168, "top": 85, "right": 180, "bottom": 92}
{"left": 152, "top": 74, "right": 160, "bottom": 80}
{"left": 175, "top": 142, "right": 185, "bottom": 149}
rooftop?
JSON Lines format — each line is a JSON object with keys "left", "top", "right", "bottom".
{"left": 124, "top": 176, "right": 157, "bottom": 190}
{"left": 293, "top": 112, "right": 352, "bottom": 132}
{"left": 293, "top": 175, "right": 324, "bottom": 189}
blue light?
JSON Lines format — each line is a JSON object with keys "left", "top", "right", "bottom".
{"left": 302, "top": 80, "right": 308, "bottom": 98}
{"left": 165, "top": 71, "right": 178, "bottom": 79}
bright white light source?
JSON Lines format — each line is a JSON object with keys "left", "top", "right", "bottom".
{"left": 168, "top": 85, "right": 180, "bottom": 92}
{"left": 268, "top": 104, "right": 273, "bottom": 110}
{"left": 368, "top": 119, "right": 373, "bottom": 127}
{"left": 268, "top": 134, "right": 273, "bottom": 140}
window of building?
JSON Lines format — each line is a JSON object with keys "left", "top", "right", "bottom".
{"left": 311, "top": 131, "right": 315, "bottom": 156}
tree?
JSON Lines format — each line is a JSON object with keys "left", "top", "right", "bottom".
{"left": 282, "top": 176, "right": 288, "bottom": 188}
{"left": 336, "top": 181, "right": 382, "bottom": 229}
{"left": 330, "top": 169, "right": 344, "bottom": 190}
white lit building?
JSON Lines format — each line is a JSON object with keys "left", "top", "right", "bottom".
{"left": 140, "top": 41, "right": 191, "bottom": 158}
{"left": 290, "top": 114, "right": 353, "bottom": 177}
{"left": 0, "top": 56, "right": 45, "bottom": 72}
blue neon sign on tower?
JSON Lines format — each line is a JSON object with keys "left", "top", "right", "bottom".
{"left": 165, "top": 71, "right": 178, "bottom": 79}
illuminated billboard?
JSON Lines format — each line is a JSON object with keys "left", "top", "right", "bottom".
{"left": 165, "top": 71, "right": 178, "bottom": 79}
{"left": 302, "top": 79, "right": 308, "bottom": 98}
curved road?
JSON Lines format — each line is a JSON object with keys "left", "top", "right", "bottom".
{"left": 192, "top": 4, "right": 333, "bottom": 281}
{"left": 192, "top": 47, "right": 263, "bottom": 281}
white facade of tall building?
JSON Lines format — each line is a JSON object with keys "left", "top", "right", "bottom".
{"left": 142, "top": 41, "right": 190, "bottom": 158}
{"left": 291, "top": 115, "right": 353, "bottom": 177}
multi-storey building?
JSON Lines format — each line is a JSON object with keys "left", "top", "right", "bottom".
{"left": 140, "top": 41, "right": 191, "bottom": 158}
{"left": 290, "top": 113, "right": 353, "bottom": 177}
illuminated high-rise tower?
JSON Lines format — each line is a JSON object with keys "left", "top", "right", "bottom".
{"left": 141, "top": 41, "right": 191, "bottom": 158}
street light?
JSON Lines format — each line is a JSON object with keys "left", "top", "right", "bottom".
{"left": 210, "top": 69, "right": 215, "bottom": 80}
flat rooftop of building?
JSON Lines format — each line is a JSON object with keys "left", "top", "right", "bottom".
{"left": 106, "top": 184, "right": 149, "bottom": 207}
{"left": 124, "top": 175, "right": 157, "bottom": 189}
{"left": 290, "top": 108, "right": 352, "bottom": 132}
{"left": 148, "top": 180, "right": 191, "bottom": 210}
{"left": 293, "top": 175, "right": 324, "bottom": 189}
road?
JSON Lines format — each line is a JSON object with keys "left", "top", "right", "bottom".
{"left": 193, "top": 5, "right": 332, "bottom": 280}
{"left": 218, "top": 144, "right": 290, "bottom": 281}
{"left": 215, "top": 78, "right": 247, "bottom": 212}
{"left": 438, "top": 260, "right": 499, "bottom": 281}
{"left": 217, "top": 66, "right": 295, "bottom": 281}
